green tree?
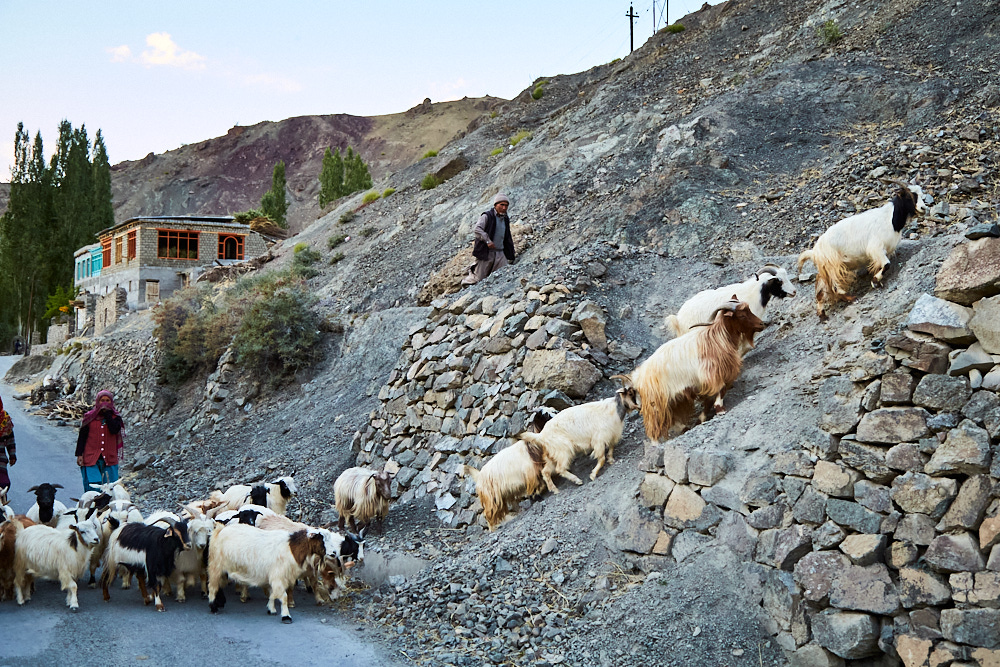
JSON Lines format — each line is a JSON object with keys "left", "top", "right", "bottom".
{"left": 91, "top": 130, "right": 115, "bottom": 232}
{"left": 260, "top": 160, "right": 289, "bottom": 228}
{"left": 319, "top": 147, "right": 344, "bottom": 207}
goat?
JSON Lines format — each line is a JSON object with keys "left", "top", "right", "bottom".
{"left": 169, "top": 510, "right": 214, "bottom": 602}
{"left": 101, "top": 517, "right": 191, "bottom": 611}
{"left": 627, "top": 299, "right": 764, "bottom": 440}
{"left": 26, "top": 483, "right": 67, "bottom": 527}
{"left": 12, "top": 514, "right": 102, "bottom": 610}
{"left": 797, "top": 181, "right": 926, "bottom": 317}
{"left": 256, "top": 514, "right": 364, "bottom": 605}
{"left": 463, "top": 440, "right": 549, "bottom": 531}
{"left": 334, "top": 468, "right": 391, "bottom": 534}
{"left": 520, "top": 381, "right": 641, "bottom": 494}
{"left": 665, "top": 263, "right": 796, "bottom": 352}
{"left": 207, "top": 522, "right": 328, "bottom": 623}
{"left": 0, "top": 516, "right": 36, "bottom": 600}
{"left": 209, "top": 476, "right": 298, "bottom": 516}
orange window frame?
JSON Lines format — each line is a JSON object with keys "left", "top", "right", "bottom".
{"left": 156, "top": 229, "right": 200, "bottom": 260}
{"left": 127, "top": 230, "right": 136, "bottom": 260}
{"left": 217, "top": 234, "right": 245, "bottom": 260}
{"left": 101, "top": 239, "right": 111, "bottom": 267}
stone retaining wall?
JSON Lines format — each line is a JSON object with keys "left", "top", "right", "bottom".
{"left": 353, "top": 281, "right": 642, "bottom": 529}
{"left": 636, "top": 236, "right": 1000, "bottom": 664}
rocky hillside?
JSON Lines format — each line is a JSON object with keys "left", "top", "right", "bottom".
{"left": 107, "top": 96, "right": 502, "bottom": 232}
{"left": 6, "top": 0, "right": 1000, "bottom": 665}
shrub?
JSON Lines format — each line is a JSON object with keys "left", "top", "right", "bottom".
{"left": 421, "top": 174, "right": 440, "bottom": 190}
{"left": 291, "top": 244, "right": 321, "bottom": 279}
{"left": 362, "top": 191, "right": 380, "bottom": 205}
{"left": 531, "top": 86, "right": 544, "bottom": 100}
{"left": 329, "top": 251, "right": 345, "bottom": 264}
{"left": 153, "top": 286, "right": 230, "bottom": 385}
{"left": 491, "top": 147, "right": 503, "bottom": 156}
{"left": 664, "top": 23, "right": 685, "bottom": 33}
{"left": 382, "top": 187, "right": 396, "bottom": 198}
{"left": 360, "top": 226, "right": 376, "bottom": 238}
{"left": 608, "top": 57, "right": 621, "bottom": 65}
{"left": 818, "top": 19, "right": 842, "bottom": 44}
{"left": 421, "top": 150, "right": 438, "bottom": 159}
{"left": 508, "top": 130, "right": 532, "bottom": 147}
{"left": 489, "top": 110, "right": 498, "bottom": 119}
{"left": 327, "top": 233, "right": 347, "bottom": 250}
{"left": 231, "top": 281, "right": 322, "bottom": 386}
{"left": 339, "top": 210, "right": 356, "bottom": 224}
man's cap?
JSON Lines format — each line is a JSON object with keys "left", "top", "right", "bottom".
{"left": 493, "top": 193, "right": 510, "bottom": 205}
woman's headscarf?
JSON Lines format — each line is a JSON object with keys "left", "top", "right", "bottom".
{"left": 0, "top": 396, "right": 12, "bottom": 438}
{"left": 81, "top": 390, "right": 120, "bottom": 427}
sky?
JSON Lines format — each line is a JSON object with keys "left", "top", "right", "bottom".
{"left": 1, "top": 1, "right": 716, "bottom": 177}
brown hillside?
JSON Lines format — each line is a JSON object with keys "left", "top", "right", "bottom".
{"left": 108, "top": 96, "right": 503, "bottom": 233}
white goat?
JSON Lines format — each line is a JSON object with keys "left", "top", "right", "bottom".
{"left": 334, "top": 468, "right": 391, "bottom": 534}
{"left": 26, "top": 483, "right": 68, "bottom": 527}
{"left": 207, "top": 522, "right": 329, "bottom": 623}
{"left": 170, "top": 510, "right": 215, "bottom": 602}
{"left": 519, "top": 381, "right": 641, "bottom": 493}
{"left": 666, "top": 264, "right": 796, "bottom": 352}
{"left": 12, "top": 514, "right": 103, "bottom": 610}
{"left": 798, "top": 181, "right": 925, "bottom": 317}
{"left": 209, "top": 476, "right": 298, "bottom": 516}
{"left": 463, "top": 440, "right": 549, "bottom": 531}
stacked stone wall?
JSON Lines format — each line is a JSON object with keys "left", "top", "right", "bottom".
{"left": 95, "top": 287, "right": 127, "bottom": 335}
{"left": 637, "top": 235, "right": 1000, "bottom": 664}
{"left": 353, "top": 280, "right": 642, "bottom": 529}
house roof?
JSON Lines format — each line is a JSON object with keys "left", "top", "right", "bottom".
{"left": 74, "top": 243, "right": 102, "bottom": 257}
{"left": 96, "top": 215, "right": 250, "bottom": 237}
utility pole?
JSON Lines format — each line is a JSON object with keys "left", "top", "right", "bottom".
{"left": 627, "top": 4, "right": 638, "bottom": 52}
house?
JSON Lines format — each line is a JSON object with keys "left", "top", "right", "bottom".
{"left": 73, "top": 215, "right": 270, "bottom": 311}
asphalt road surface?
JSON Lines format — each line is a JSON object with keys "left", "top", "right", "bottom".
{"left": 0, "top": 355, "right": 403, "bottom": 667}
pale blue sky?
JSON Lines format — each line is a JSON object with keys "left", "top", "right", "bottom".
{"left": 1, "top": 1, "right": 715, "bottom": 175}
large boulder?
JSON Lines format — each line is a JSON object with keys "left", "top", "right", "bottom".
{"left": 924, "top": 419, "right": 992, "bottom": 476}
{"left": 811, "top": 611, "right": 881, "bottom": 659}
{"left": 911, "top": 374, "right": 972, "bottom": 411}
{"left": 934, "top": 237, "right": 1000, "bottom": 305}
{"left": 906, "top": 294, "right": 976, "bottom": 343}
{"left": 521, "top": 349, "right": 602, "bottom": 398}
{"left": 817, "top": 377, "right": 864, "bottom": 435}
{"left": 971, "top": 295, "right": 1000, "bottom": 354}
{"left": 571, "top": 300, "right": 608, "bottom": 351}
{"left": 856, "top": 407, "right": 931, "bottom": 444}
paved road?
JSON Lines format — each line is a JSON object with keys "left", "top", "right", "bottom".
{"left": 0, "top": 355, "right": 403, "bottom": 667}
{"left": 1, "top": 356, "right": 82, "bottom": 513}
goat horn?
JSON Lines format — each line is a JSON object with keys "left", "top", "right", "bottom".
{"left": 704, "top": 301, "right": 739, "bottom": 324}
{"left": 755, "top": 265, "right": 779, "bottom": 278}
{"left": 609, "top": 374, "right": 633, "bottom": 388}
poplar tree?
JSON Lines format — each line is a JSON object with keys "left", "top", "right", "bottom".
{"left": 260, "top": 160, "right": 289, "bottom": 228}
{"left": 319, "top": 147, "right": 343, "bottom": 207}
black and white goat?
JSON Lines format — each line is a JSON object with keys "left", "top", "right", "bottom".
{"left": 209, "top": 476, "right": 298, "bottom": 516}
{"left": 26, "top": 483, "right": 68, "bottom": 527}
{"left": 101, "top": 517, "right": 191, "bottom": 611}
{"left": 665, "top": 264, "right": 796, "bottom": 352}
{"left": 798, "top": 180, "right": 926, "bottom": 317}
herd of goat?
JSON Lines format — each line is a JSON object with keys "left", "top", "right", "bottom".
{"left": 0, "top": 472, "right": 381, "bottom": 623}
{"left": 0, "top": 180, "right": 927, "bottom": 618}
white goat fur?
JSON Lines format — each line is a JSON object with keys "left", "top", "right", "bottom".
{"left": 13, "top": 515, "right": 102, "bottom": 610}
{"left": 209, "top": 476, "right": 297, "bottom": 516}
{"left": 256, "top": 514, "right": 348, "bottom": 604}
{"left": 170, "top": 511, "right": 214, "bottom": 601}
{"left": 665, "top": 265, "right": 796, "bottom": 349}
{"left": 463, "top": 440, "right": 548, "bottom": 531}
{"left": 207, "top": 522, "right": 326, "bottom": 622}
{"left": 797, "top": 184, "right": 925, "bottom": 315}
{"left": 520, "top": 390, "right": 638, "bottom": 493}
{"left": 334, "top": 468, "right": 390, "bottom": 530}
{"left": 26, "top": 499, "right": 68, "bottom": 527}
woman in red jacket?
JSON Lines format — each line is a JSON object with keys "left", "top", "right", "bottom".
{"left": 0, "top": 396, "right": 17, "bottom": 502}
{"left": 75, "top": 390, "right": 124, "bottom": 492}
